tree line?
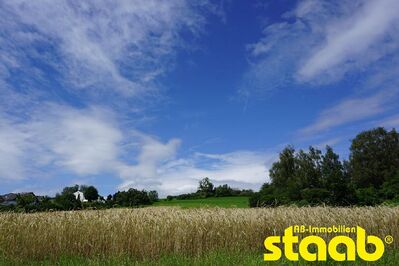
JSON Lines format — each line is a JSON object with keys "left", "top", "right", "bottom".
{"left": 0, "top": 185, "right": 159, "bottom": 212}
{"left": 166, "top": 177, "right": 254, "bottom": 200}
{"left": 250, "top": 127, "right": 399, "bottom": 207}
{"left": 1, "top": 177, "right": 252, "bottom": 213}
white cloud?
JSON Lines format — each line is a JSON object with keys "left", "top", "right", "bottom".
{"left": 117, "top": 133, "right": 181, "bottom": 190}
{"left": 149, "top": 151, "right": 275, "bottom": 197}
{"left": 0, "top": 105, "right": 176, "bottom": 191}
{"left": 116, "top": 139, "right": 274, "bottom": 196}
{"left": 241, "top": 21, "right": 306, "bottom": 94}
{"left": 0, "top": 0, "right": 209, "bottom": 96}
{"left": 33, "top": 107, "right": 123, "bottom": 175}
{"left": 241, "top": 0, "right": 399, "bottom": 141}
{"left": 243, "top": 0, "right": 399, "bottom": 94}
{"left": 299, "top": 90, "right": 398, "bottom": 136}
{"left": 0, "top": 1, "right": 276, "bottom": 196}
{"left": 0, "top": 106, "right": 123, "bottom": 180}
{"left": 0, "top": 104, "right": 273, "bottom": 196}
{"left": 0, "top": 118, "right": 28, "bottom": 180}
{"left": 298, "top": 0, "right": 399, "bottom": 81}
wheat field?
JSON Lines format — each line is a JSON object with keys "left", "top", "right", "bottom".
{"left": 0, "top": 207, "right": 398, "bottom": 262}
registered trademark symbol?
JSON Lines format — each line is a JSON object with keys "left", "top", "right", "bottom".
{"left": 384, "top": 235, "right": 393, "bottom": 244}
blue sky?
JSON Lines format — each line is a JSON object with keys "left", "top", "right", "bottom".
{"left": 1, "top": 0, "right": 399, "bottom": 197}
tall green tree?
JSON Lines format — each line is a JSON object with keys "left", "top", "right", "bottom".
{"left": 113, "top": 189, "right": 152, "bottom": 207}
{"left": 321, "top": 146, "right": 350, "bottom": 205}
{"left": 16, "top": 193, "right": 37, "bottom": 207}
{"left": 381, "top": 171, "right": 399, "bottom": 201}
{"left": 215, "top": 184, "right": 233, "bottom": 197}
{"left": 148, "top": 191, "right": 159, "bottom": 202}
{"left": 197, "top": 177, "right": 214, "bottom": 197}
{"left": 269, "top": 146, "right": 301, "bottom": 201}
{"left": 54, "top": 193, "right": 81, "bottom": 210}
{"left": 350, "top": 128, "right": 399, "bottom": 188}
{"left": 61, "top": 185, "right": 79, "bottom": 195}
{"left": 295, "top": 147, "right": 322, "bottom": 189}
{"left": 269, "top": 146, "right": 297, "bottom": 188}
{"left": 83, "top": 186, "right": 99, "bottom": 202}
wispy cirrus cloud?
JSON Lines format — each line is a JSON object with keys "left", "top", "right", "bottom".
{"left": 0, "top": 117, "right": 28, "bottom": 180}
{"left": 297, "top": 0, "right": 399, "bottom": 82}
{"left": 0, "top": 0, "right": 210, "bottom": 98}
{"left": 242, "top": 0, "right": 399, "bottom": 94}
{"left": 242, "top": 0, "right": 399, "bottom": 141}
{"left": 298, "top": 90, "right": 398, "bottom": 137}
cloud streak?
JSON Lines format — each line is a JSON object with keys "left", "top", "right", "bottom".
{"left": 242, "top": 0, "right": 399, "bottom": 141}
{"left": 243, "top": 0, "right": 399, "bottom": 94}
{"left": 298, "top": 0, "right": 399, "bottom": 81}
{"left": 298, "top": 90, "right": 398, "bottom": 137}
{"left": 0, "top": 117, "right": 28, "bottom": 180}
{"left": 0, "top": 0, "right": 209, "bottom": 97}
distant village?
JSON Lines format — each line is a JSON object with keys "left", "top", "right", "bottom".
{"left": 0, "top": 184, "right": 160, "bottom": 212}
{"left": 0, "top": 178, "right": 253, "bottom": 212}
{"left": 0, "top": 191, "right": 93, "bottom": 207}
{"left": 0, "top": 192, "right": 37, "bottom": 206}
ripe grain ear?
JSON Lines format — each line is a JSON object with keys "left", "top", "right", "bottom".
{"left": 0, "top": 206, "right": 397, "bottom": 261}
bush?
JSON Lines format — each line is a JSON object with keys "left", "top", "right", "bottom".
{"left": 83, "top": 186, "right": 99, "bottom": 202}
{"left": 300, "top": 188, "right": 329, "bottom": 205}
{"left": 54, "top": 193, "right": 81, "bottom": 210}
{"left": 249, "top": 192, "right": 280, "bottom": 207}
{"left": 355, "top": 187, "right": 382, "bottom": 206}
{"left": 197, "top": 177, "right": 214, "bottom": 198}
{"left": 0, "top": 204, "right": 15, "bottom": 212}
{"left": 148, "top": 191, "right": 159, "bottom": 202}
{"left": 248, "top": 193, "right": 261, "bottom": 207}
{"left": 166, "top": 195, "right": 174, "bottom": 201}
{"left": 249, "top": 184, "right": 283, "bottom": 207}
{"left": 237, "top": 189, "right": 254, "bottom": 197}
{"left": 16, "top": 193, "right": 37, "bottom": 208}
{"left": 215, "top": 184, "right": 233, "bottom": 197}
{"left": 381, "top": 171, "right": 399, "bottom": 201}
{"left": 176, "top": 193, "right": 199, "bottom": 200}
{"left": 113, "top": 189, "right": 152, "bottom": 207}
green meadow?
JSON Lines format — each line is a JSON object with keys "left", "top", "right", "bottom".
{"left": 153, "top": 196, "right": 249, "bottom": 208}
{"left": 2, "top": 250, "right": 398, "bottom": 266}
